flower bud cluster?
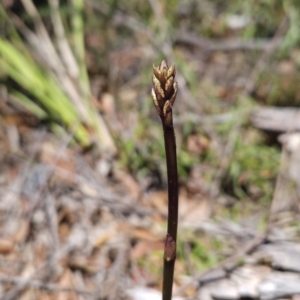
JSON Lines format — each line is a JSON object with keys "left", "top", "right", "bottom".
{"left": 151, "top": 60, "right": 178, "bottom": 119}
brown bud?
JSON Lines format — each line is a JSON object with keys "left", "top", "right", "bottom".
{"left": 151, "top": 88, "right": 162, "bottom": 115}
{"left": 169, "top": 81, "right": 178, "bottom": 106}
{"left": 160, "top": 60, "right": 168, "bottom": 70}
{"left": 163, "top": 100, "right": 172, "bottom": 117}
{"left": 152, "top": 75, "right": 165, "bottom": 101}
{"left": 151, "top": 60, "right": 178, "bottom": 119}
{"left": 165, "top": 76, "right": 174, "bottom": 98}
{"left": 153, "top": 64, "right": 161, "bottom": 80}
{"left": 167, "top": 65, "right": 176, "bottom": 79}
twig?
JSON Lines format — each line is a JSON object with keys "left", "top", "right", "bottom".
{"left": 174, "top": 233, "right": 267, "bottom": 296}
{"left": 87, "top": 0, "right": 279, "bottom": 53}
{"left": 174, "top": 111, "right": 234, "bottom": 125}
{"left": 1, "top": 129, "right": 81, "bottom": 300}
{"left": 0, "top": 273, "right": 92, "bottom": 297}
{"left": 173, "top": 31, "right": 281, "bottom": 52}
{"left": 45, "top": 194, "right": 60, "bottom": 254}
{"left": 244, "top": 17, "right": 288, "bottom": 95}
{"left": 251, "top": 107, "right": 300, "bottom": 132}
{"left": 106, "top": 238, "right": 129, "bottom": 300}
{"left": 48, "top": 0, "right": 79, "bottom": 78}
{"left": 1, "top": 130, "right": 47, "bottom": 236}
{"left": 86, "top": 0, "right": 153, "bottom": 39}
{"left": 1, "top": 242, "right": 77, "bottom": 300}
{"left": 152, "top": 60, "right": 178, "bottom": 300}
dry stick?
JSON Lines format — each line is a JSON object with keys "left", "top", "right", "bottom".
{"left": 87, "top": 0, "right": 280, "bottom": 53}
{"left": 152, "top": 61, "right": 178, "bottom": 300}
{"left": 173, "top": 31, "right": 280, "bottom": 52}
{"left": 48, "top": 0, "right": 80, "bottom": 78}
{"left": 0, "top": 274, "right": 92, "bottom": 297}
{"left": 1, "top": 128, "right": 82, "bottom": 300}
{"left": 174, "top": 233, "right": 267, "bottom": 297}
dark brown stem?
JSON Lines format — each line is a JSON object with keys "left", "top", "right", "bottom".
{"left": 162, "top": 122, "right": 178, "bottom": 300}
{"left": 163, "top": 124, "right": 178, "bottom": 239}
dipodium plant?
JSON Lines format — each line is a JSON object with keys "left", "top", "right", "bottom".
{"left": 151, "top": 60, "right": 179, "bottom": 300}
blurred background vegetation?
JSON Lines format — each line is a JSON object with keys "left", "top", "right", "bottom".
{"left": 2, "top": 0, "right": 299, "bottom": 207}
{"left": 1, "top": 0, "right": 300, "bottom": 279}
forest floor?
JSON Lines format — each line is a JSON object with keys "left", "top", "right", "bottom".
{"left": 1, "top": 1, "right": 300, "bottom": 299}
{"left": 1, "top": 74, "right": 300, "bottom": 300}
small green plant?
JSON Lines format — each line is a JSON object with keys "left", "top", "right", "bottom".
{"left": 151, "top": 60, "right": 178, "bottom": 300}
{"left": 0, "top": 1, "right": 115, "bottom": 151}
{"left": 226, "top": 134, "right": 280, "bottom": 201}
{"left": 176, "top": 230, "right": 226, "bottom": 276}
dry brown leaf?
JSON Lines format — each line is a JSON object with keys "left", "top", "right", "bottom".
{"left": 114, "top": 169, "right": 140, "bottom": 199}
{"left": 119, "top": 88, "right": 138, "bottom": 105}
{"left": 13, "top": 220, "right": 30, "bottom": 243}
{"left": 0, "top": 238, "right": 14, "bottom": 254}
{"left": 179, "top": 195, "right": 211, "bottom": 222}
{"left": 58, "top": 269, "right": 77, "bottom": 300}
{"left": 212, "top": 52, "right": 228, "bottom": 64}
{"left": 130, "top": 227, "right": 161, "bottom": 242}
{"left": 3, "top": 114, "right": 38, "bottom": 128}
{"left": 277, "top": 60, "right": 295, "bottom": 74}
{"left": 118, "top": 222, "right": 161, "bottom": 242}
{"left": 131, "top": 240, "right": 164, "bottom": 260}
{"left": 176, "top": 276, "right": 197, "bottom": 298}
{"left": 59, "top": 223, "right": 72, "bottom": 240}
{"left": 39, "top": 141, "right": 76, "bottom": 185}
{"left": 40, "top": 141, "right": 75, "bottom": 170}
{"left": 79, "top": 183, "right": 98, "bottom": 198}
{"left": 187, "top": 134, "right": 209, "bottom": 155}
{"left": 100, "top": 93, "right": 116, "bottom": 115}
{"left": 68, "top": 256, "right": 97, "bottom": 274}
{"left": 92, "top": 227, "right": 117, "bottom": 249}
{"left": 58, "top": 206, "right": 78, "bottom": 224}
{"left": 19, "top": 289, "right": 36, "bottom": 300}
{"left": 149, "top": 191, "right": 167, "bottom": 215}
